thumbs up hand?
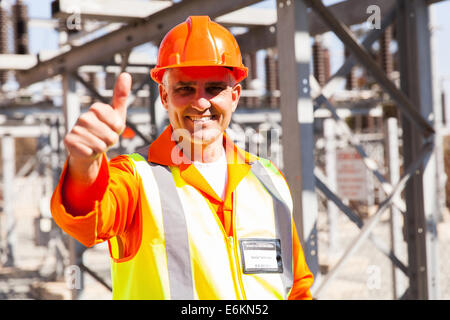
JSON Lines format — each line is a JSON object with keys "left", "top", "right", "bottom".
{"left": 64, "top": 72, "right": 132, "bottom": 160}
{"left": 63, "top": 72, "right": 132, "bottom": 185}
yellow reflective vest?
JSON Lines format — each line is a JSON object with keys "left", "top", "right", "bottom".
{"left": 108, "top": 149, "right": 295, "bottom": 300}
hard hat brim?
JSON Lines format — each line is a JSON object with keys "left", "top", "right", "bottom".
{"left": 150, "top": 64, "right": 248, "bottom": 85}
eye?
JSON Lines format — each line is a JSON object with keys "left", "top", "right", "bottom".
{"left": 207, "top": 86, "right": 226, "bottom": 94}
{"left": 176, "top": 86, "right": 195, "bottom": 94}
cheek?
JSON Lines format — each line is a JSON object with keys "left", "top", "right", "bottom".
{"left": 166, "top": 97, "right": 188, "bottom": 117}
{"left": 166, "top": 106, "right": 186, "bottom": 130}
{"left": 212, "top": 94, "right": 234, "bottom": 116}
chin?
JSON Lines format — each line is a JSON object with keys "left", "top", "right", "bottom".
{"left": 191, "top": 129, "right": 223, "bottom": 146}
{"left": 190, "top": 135, "right": 218, "bottom": 146}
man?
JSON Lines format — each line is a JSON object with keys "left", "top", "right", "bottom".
{"left": 51, "top": 16, "right": 313, "bottom": 300}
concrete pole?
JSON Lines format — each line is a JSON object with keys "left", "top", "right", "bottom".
{"left": 2, "top": 134, "right": 16, "bottom": 267}
{"left": 62, "top": 72, "right": 85, "bottom": 300}
{"left": 396, "top": 0, "right": 440, "bottom": 299}
{"left": 324, "top": 118, "right": 339, "bottom": 259}
{"left": 149, "top": 77, "right": 158, "bottom": 141}
{"left": 385, "top": 117, "right": 407, "bottom": 299}
{"left": 429, "top": 4, "right": 447, "bottom": 221}
{"left": 276, "top": 0, "right": 320, "bottom": 276}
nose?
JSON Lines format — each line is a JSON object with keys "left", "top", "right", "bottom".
{"left": 192, "top": 97, "right": 211, "bottom": 111}
{"left": 191, "top": 87, "right": 211, "bottom": 111}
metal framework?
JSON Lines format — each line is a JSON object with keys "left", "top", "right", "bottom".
{"left": 0, "top": 0, "right": 446, "bottom": 300}
{"left": 15, "top": 0, "right": 264, "bottom": 87}
{"left": 304, "top": 0, "right": 440, "bottom": 299}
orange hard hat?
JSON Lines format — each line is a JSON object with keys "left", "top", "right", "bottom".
{"left": 150, "top": 16, "right": 248, "bottom": 84}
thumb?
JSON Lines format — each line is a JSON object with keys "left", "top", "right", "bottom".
{"left": 112, "top": 72, "right": 132, "bottom": 121}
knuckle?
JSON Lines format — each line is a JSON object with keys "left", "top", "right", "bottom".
{"left": 70, "top": 125, "right": 84, "bottom": 136}
{"left": 93, "top": 140, "right": 108, "bottom": 154}
{"left": 63, "top": 134, "right": 74, "bottom": 147}
{"left": 104, "top": 132, "right": 118, "bottom": 146}
{"left": 90, "top": 102, "right": 108, "bottom": 114}
{"left": 111, "top": 116, "right": 125, "bottom": 133}
{"left": 77, "top": 112, "right": 92, "bottom": 125}
{"left": 90, "top": 102, "right": 102, "bottom": 109}
{"left": 116, "top": 122, "right": 126, "bottom": 134}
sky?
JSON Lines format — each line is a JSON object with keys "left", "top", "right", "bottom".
{"left": 7, "top": 0, "right": 450, "bottom": 124}
{"left": 433, "top": 1, "right": 450, "bottom": 125}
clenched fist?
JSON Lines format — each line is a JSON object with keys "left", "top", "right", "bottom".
{"left": 63, "top": 72, "right": 132, "bottom": 187}
{"left": 64, "top": 72, "right": 132, "bottom": 159}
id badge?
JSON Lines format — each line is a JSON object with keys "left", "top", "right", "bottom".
{"left": 239, "top": 239, "right": 283, "bottom": 274}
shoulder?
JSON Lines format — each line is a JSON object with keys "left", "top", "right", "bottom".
{"left": 255, "top": 157, "right": 284, "bottom": 177}
{"left": 252, "top": 157, "right": 293, "bottom": 211}
{"left": 108, "top": 152, "right": 146, "bottom": 178}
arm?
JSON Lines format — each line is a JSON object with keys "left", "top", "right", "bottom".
{"left": 51, "top": 73, "right": 135, "bottom": 247}
{"left": 51, "top": 154, "right": 140, "bottom": 247}
{"left": 257, "top": 159, "right": 314, "bottom": 299}
{"left": 61, "top": 72, "right": 131, "bottom": 215}
{"left": 288, "top": 223, "right": 315, "bottom": 300}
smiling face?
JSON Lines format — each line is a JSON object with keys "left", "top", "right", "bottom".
{"left": 159, "top": 66, "right": 241, "bottom": 147}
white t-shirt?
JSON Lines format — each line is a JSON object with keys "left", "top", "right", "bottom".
{"left": 193, "top": 148, "right": 228, "bottom": 201}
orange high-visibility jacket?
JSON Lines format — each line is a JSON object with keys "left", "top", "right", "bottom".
{"left": 51, "top": 125, "right": 314, "bottom": 299}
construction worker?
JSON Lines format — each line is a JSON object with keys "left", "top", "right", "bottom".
{"left": 51, "top": 16, "right": 313, "bottom": 300}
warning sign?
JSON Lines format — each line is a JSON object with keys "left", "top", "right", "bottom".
{"left": 336, "top": 148, "right": 370, "bottom": 201}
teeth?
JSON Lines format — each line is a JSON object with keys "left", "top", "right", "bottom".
{"left": 189, "top": 116, "right": 213, "bottom": 121}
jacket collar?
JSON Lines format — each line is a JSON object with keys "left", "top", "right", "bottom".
{"left": 148, "top": 124, "right": 257, "bottom": 166}
{"left": 147, "top": 124, "right": 258, "bottom": 203}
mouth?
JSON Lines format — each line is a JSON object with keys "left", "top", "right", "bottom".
{"left": 186, "top": 115, "right": 219, "bottom": 123}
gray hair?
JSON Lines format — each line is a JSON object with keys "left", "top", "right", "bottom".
{"left": 161, "top": 69, "right": 171, "bottom": 88}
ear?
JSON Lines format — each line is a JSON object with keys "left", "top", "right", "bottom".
{"left": 159, "top": 84, "right": 169, "bottom": 110}
{"left": 231, "top": 83, "right": 241, "bottom": 113}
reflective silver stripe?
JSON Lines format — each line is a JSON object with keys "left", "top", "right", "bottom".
{"left": 250, "top": 161, "right": 294, "bottom": 297}
{"left": 150, "top": 164, "right": 194, "bottom": 300}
